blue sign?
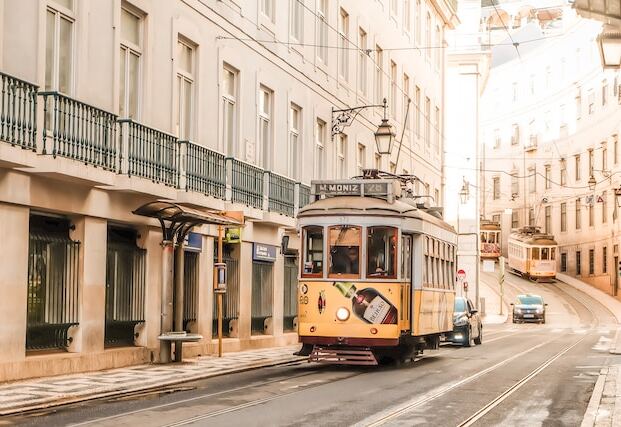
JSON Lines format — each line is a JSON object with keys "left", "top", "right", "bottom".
{"left": 253, "top": 243, "right": 277, "bottom": 262}
{"left": 184, "top": 232, "right": 203, "bottom": 252}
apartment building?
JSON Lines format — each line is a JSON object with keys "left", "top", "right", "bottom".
{"left": 480, "top": 3, "right": 621, "bottom": 300}
{"left": 0, "top": 0, "right": 457, "bottom": 381}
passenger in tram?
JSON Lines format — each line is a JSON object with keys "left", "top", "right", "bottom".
{"left": 331, "top": 246, "right": 360, "bottom": 274}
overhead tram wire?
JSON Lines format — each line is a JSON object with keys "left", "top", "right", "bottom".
{"left": 491, "top": 1, "right": 521, "bottom": 61}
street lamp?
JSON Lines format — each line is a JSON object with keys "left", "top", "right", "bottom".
{"left": 597, "top": 29, "right": 621, "bottom": 69}
{"left": 459, "top": 178, "right": 470, "bottom": 204}
{"left": 588, "top": 174, "right": 597, "bottom": 191}
{"left": 374, "top": 117, "right": 396, "bottom": 155}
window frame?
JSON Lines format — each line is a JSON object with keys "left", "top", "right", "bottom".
{"left": 222, "top": 64, "right": 238, "bottom": 156}
{"left": 119, "top": 6, "right": 143, "bottom": 119}
{"left": 301, "top": 226, "right": 324, "bottom": 278}
{"left": 366, "top": 226, "right": 398, "bottom": 280}
{"left": 176, "top": 38, "right": 195, "bottom": 141}
{"left": 46, "top": 6, "right": 76, "bottom": 95}
{"left": 328, "top": 225, "right": 362, "bottom": 279}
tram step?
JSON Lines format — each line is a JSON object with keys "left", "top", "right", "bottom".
{"left": 309, "top": 346, "right": 378, "bottom": 365}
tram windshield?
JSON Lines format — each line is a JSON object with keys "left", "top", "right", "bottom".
{"left": 328, "top": 226, "right": 361, "bottom": 278}
{"left": 481, "top": 232, "right": 499, "bottom": 244}
{"left": 302, "top": 226, "right": 323, "bottom": 277}
{"left": 367, "top": 227, "right": 397, "bottom": 278}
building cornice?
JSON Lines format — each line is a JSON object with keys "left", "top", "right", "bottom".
{"left": 430, "top": 0, "right": 460, "bottom": 29}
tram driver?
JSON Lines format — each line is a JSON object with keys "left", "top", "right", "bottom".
{"left": 331, "top": 246, "right": 360, "bottom": 275}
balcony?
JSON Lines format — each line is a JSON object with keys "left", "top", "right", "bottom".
{"left": 269, "top": 172, "right": 295, "bottom": 216}
{"left": 229, "top": 158, "right": 264, "bottom": 210}
{"left": 184, "top": 141, "right": 225, "bottom": 199}
{"left": 1, "top": 72, "right": 38, "bottom": 150}
{"left": 299, "top": 184, "right": 311, "bottom": 208}
{"left": 525, "top": 135, "right": 538, "bottom": 152}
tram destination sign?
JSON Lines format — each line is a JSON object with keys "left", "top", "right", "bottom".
{"left": 312, "top": 180, "right": 396, "bottom": 200}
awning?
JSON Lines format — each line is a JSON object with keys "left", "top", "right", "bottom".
{"left": 133, "top": 201, "right": 243, "bottom": 227}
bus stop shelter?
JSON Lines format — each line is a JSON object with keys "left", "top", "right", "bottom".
{"left": 133, "top": 201, "right": 244, "bottom": 363}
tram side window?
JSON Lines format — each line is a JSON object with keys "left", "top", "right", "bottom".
{"left": 532, "top": 247, "right": 540, "bottom": 260}
{"left": 302, "top": 226, "right": 324, "bottom": 277}
{"left": 551, "top": 247, "right": 556, "bottom": 260}
{"left": 367, "top": 227, "right": 397, "bottom": 278}
{"left": 541, "top": 247, "right": 549, "bottom": 260}
{"left": 328, "top": 226, "right": 361, "bottom": 278}
{"left": 401, "top": 235, "right": 412, "bottom": 280}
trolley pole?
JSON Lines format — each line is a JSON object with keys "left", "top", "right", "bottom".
{"left": 217, "top": 225, "right": 224, "bottom": 357}
{"left": 498, "top": 256, "right": 505, "bottom": 316}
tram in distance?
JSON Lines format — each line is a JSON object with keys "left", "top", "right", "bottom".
{"left": 294, "top": 171, "right": 458, "bottom": 365}
{"left": 480, "top": 219, "right": 501, "bottom": 261}
{"left": 507, "top": 226, "right": 558, "bottom": 282}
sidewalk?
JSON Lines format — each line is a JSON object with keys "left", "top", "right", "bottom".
{"left": 581, "top": 365, "right": 621, "bottom": 427}
{"left": 0, "top": 345, "right": 303, "bottom": 416}
{"left": 478, "top": 272, "right": 509, "bottom": 325}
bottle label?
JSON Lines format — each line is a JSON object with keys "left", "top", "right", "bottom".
{"left": 363, "top": 296, "right": 391, "bottom": 324}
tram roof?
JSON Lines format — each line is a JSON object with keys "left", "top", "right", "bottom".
{"left": 509, "top": 231, "right": 557, "bottom": 246}
{"left": 298, "top": 196, "right": 455, "bottom": 233}
{"left": 480, "top": 220, "right": 501, "bottom": 231}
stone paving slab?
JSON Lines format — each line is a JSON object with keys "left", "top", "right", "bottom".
{"left": 0, "top": 346, "right": 304, "bottom": 416}
{"left": 582, "top": 365, "right": 621, "bottom": 427}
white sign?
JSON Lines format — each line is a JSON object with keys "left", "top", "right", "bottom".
{"left": 483, "top": 260, "right": 495, "bottom": 273}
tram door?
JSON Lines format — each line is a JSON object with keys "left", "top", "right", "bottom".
{"left": 401, "top": 234, "right": 413, "bottom": 332}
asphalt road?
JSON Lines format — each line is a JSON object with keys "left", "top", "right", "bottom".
{"left": 6, "top": 274, "right": 621, "bottom": 427}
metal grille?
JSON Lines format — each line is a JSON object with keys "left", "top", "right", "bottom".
{"left": 0, "top": 71, "right": 38, "bottom": 149}
{"left": 183, "top": 251, "right": 199, "bottom": 332}
{"left": 269, "top": 172, "right": 295, "bottom": 216}
{"left": 299, "top": 184, "right": 311, "bottom": 208}
{"left": 212, "top": 256, "right": 240, "bottom": 338}
{"left": 121, "top": 119, "right": 179, "bottom": 187}
{"left": 27, "top": 218, "right": 80, "bottom": 350}
{"left": 251, "top": 261, "right": 273, "bottom": 335}
{"left": 283, "top": 257, "right": 298, "bottom": 332}
{"left": 40, "top": 91, "right": 117, "bottom": 169}
{"left": 185, "top": 141, "right": 225, "bottom": 199}
{"left": 105, "top": 230, "right": 146, "bottom": 347}
{"left": 230, "top": 158, "right": 264, "bottom": 209}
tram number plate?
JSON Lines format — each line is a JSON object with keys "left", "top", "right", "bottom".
{"left": 364, "top": 182, "right": 388, "bottom": 195}
{"left": 299, "top": 295, "right": 309, "bottom": 305}
{"left": 523, "top": 314, "right": 534, "bottom": 318}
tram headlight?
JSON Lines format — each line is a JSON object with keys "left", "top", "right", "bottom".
{"left": 336, "top": 307, "right": 350, "bottom": 321}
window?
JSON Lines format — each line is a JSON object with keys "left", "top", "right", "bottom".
{"left": 375, "top": 45, "right": 383, "bottom": 103}
{"left": 512, "top": 82, "right": 518, "bottom": 102}
{"left": 588, "top": 89, "right": 595, "bottom": 114}
{"left": 435, "top": 188, "right": 440, "bottom": 206}
{"left": 317, "top": 0, "right": 328, "bottom": 64}
{"left": 46, "top": 6, "right": 74, "bottom": 94}
{"left": 492, "top": 214, "right": 500, "bottom": 223}
{"left": 603, "top": 247, "right": 608, "bottom": 273}
{"left": 588, "top": 148, "right": 594, "bottom": 177}
{"left": 576, "top": 251, "right": 582, "bottom": 275}
{"left": 404, "top": 0, "right": 411, "bottom": 32}
{"left": 390, "top": 161, "right": 397, "bottom": 173}
{"left": 119, "top": 8, "right": 141, "bottom": 118}
{"left": 222, "top": 66, "right": 238, "bottom": 156}
{"left": 494, "top": 129, "right": 501, "bottom": 148}
{"left": 338, "top": 9, "right": 349, "bottom": 81}
{"left": 511, "top": 173, "right": 519, "bottom": 197}
{"left": 289, "top": 104, "right": 301, "bottom": 179}
{"left": 176, "top": 39, "right": 194, "bottom": 140}
{"left": 603, "top": 80, "right": 608, "bottom": 106}
{"left": 426, "top": 13, "right": 431, "bottom": 60}
{"left": 589, "top": 249, "right": 595, "bottom": 275}
{"left": 367, "top": 227, "right": 397, "bottom": 279}
{"left": 576, "top": 198, "right": 582, "bottom": 230}
{"left": 337, "top": 133, "right": 348, "bottom": 179}
{"left": 561, "top": 253, "right": 567, "bottom": 272}
{"left": 402, "top": 235, "right": 412, "bottom": 280}
{"left": 512, "top": 211, "right": 519, "bottom": 228}
{"left": 511, "top": 124, "right": 520, "bottom": 145}
{"left": 492, "top": 177, "right": 500, "bottom": 200}
{"left": 435, "top": 107, "right": 440, "bottom": 152}
{"left": 435, "top": 26, "right": 441, "bottom": 68}
{"left": 575, "top": 154, "right": 581, "bottom": 181}
{"left": 529, "top": 208, "right": 535, "bottom": 226}
{"left": 545, "top": 206, "right": 551, "bottom": 234}
{"left": 290, "top": 0, "right": 303, "bottom": 42}
{"left": 374, "top": 152, "right": 381, "bottom": 170}
{"left": 545, "top": 165, "right": 551, "bottom": 189}
{"left": 603, "top": 145, "right": 608, "bottom": 172}
{"left": 358, "top": 29, "right": 367, "bottom": 96}
{"left": 415, "top": 86, "right": 421, "bottom": 137}
{"left": 315, "top": 119, "right": 326, "bottom": 178}
{"left": 560, "top": 158, "right": 567, "bottom": 186}
{"left": 602, "top": 190, "right": 608, "bottom": 224}
{"left": 589, "top": 203, "right": 594, "bottom": 227}
{"left": 261, "top": 0, "right": 275, "bottom": 22}
{"left": 258, "top": 86, "right": 273, "bottom": 168}
{"left": 328, "top": 226, "right": 361, "bottom": 278}
{"left": 357, "top": 143, "right": 366, "bottom": 175}
{"left": 561, "top": 202, "right": 567, "bottom": 232}
{"left": 403, "top": 74, "right": 410, "bottom": 130}
{"left": 615, "top": 134, "right": 619, "bottom": 165}
{"left": 415, "top": 0, "right": 421, "bottom": 45}
{"left": 425, "top": 97, "right": 431, "bottom": 147}
{"left": 390, "top": 61, "right": 397, "bottom": 117}
{"left": 529, "top": 166, "right": 536, "bottom": 194}
{"left": 302, "top": 226, "right": 323, "bottom": 277}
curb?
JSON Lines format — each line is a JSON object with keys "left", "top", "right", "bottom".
{"left": 581, "top": 367, "right": 607, "bottom": 427}
{"left": 0, "top": 355, "right": 304, "bottom": 416}
{"left": 611, "top": 328, "right": 621, "bottom": 355}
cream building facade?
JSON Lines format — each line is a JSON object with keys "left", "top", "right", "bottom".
{"left": 480, "top": 2, "right": 621, "bottom": 300}
{"left": 0, "top": 0, "right": 457, "bottom": 381}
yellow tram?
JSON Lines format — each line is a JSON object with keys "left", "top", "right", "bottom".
{"left": 480, "top": 219, "right": 501, "bottom": 261}
{"left": 295, "top": 174, "right": 457, "bottom": 365}
{"left": 507, "top": 226, "right": 558, "bottom": 281}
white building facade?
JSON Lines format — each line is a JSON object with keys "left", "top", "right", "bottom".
{"left": 480, "top": 2, "right": 621, "bottom": 300}
{"left": 0, "top": 0, "right": 457, "bottom": 381}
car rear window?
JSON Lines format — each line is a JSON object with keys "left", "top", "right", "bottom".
{"left": 518, "top": 296, "right": 543, "bottom": 305}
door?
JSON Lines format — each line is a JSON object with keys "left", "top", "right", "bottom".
{"left": 401, "top": 234, "right": 413, "bottom": 332}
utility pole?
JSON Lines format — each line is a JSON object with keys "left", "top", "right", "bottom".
{"left": 498, "top": 256, "right": 505, "bottom": 315}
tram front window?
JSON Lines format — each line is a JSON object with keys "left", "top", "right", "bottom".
{"left": 302, "top": 226, "right": 323, "bottom": 277}
{"left": 367, "top": 226, "right": 397, "bottom": 278}
{"left": 328, "top": 226, "right": 361, "bottom": 278}
{"left": 541, "top": 247, "right": 549, "bottom": 260}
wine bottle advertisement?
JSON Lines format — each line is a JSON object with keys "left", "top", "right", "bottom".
{"left": 332, "top": 281, "right": 398, "bottom": 325}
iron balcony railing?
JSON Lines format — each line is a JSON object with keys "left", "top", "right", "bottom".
{"left": 269, "top": 172, "right": 296, "bottom": 216}
{"left": 0, "top": 72, "right": 38, "bottom": 150}
{"left": 40, "top": 91, "right": 117, "bottom": 170}
{"left": 119, "top": 119, "right": 179, "bottom": 187}
{"left": 299, "top": 183, "right": 311, "bottom": 208}
{"left": 184, "top": 141, "right": 226, "bottom": 199}
{"left": 229, "top": 158, "right": 264, "bottom": 209}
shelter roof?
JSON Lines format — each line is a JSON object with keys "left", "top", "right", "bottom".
{"left": 133, "top": 201, "right": 243, "bottom": 227}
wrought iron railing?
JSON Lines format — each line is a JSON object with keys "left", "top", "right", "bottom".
{"left": 120, "top": 119, "right": 179, "bottom": 187}
{"left": 0, "top": 72, "right": 38, "bottom": 150}
{"left": 230, "top": 158, "right": 264, "bottom": 209}
{"left": 269, "top": 172, "right": 295, "bottom": 216}
{"left": 213, "top": 256, "right": 239, "bottom": 338}
{"left": 251, "top": 261, "right": 273, "bottom": 335}
{"left": 184, "top": 141, "right": 226, "bottom": 199}
{"left": 27, "top": 223, "right": 80, "bottom": 351}
{"left": 299, "top": 183, "right": 311, "bottom": 208}
{"left": 105, "top": 238, "right": 146, "bottom": 347}
{"left": 40, "top": 91, "right": 117, "bottom": 170}
{"left": 184, "top": 251, "right": 199, "bottom": 332}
